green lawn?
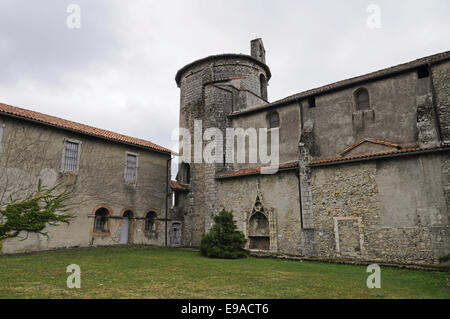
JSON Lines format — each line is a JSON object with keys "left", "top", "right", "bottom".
{"left": 0, "top": 245, "right": 448, "bottom": 299}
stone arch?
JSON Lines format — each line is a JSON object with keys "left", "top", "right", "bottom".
{"left": 354, "top": 87, "right": 370, "bottom": 111}
{"left": 144, "top": 211, "right": 158, "bottom": 239}
{"left": 91, "top": 205, "right": 113, "bottom": 236}
{"left": 247, "top": 192, "right": 277, "bottom": 252}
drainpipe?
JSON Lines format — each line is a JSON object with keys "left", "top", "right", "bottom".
{"left": 297, "top": 101, "right": 304, "bottom": 229}
{"left": 165, "top": 156, "right": 172, "bottom": 247}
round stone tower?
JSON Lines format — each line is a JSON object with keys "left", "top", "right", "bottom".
{"left": 175, "top": 39, "right": 271, "bottom": 247}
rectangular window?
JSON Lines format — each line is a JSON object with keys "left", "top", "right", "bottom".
{"left": 417, "top": 65, "right": 429, "bottom": 79}
{"left": 125, "top": 153, "right": 138, "bottom": 182}
{"left": 62, "top": 139, "right": 80, "bottom": 172}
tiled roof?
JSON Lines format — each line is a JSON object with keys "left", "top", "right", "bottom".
{"left": 216, "top": 162, "right": 298, "bottom": 179}
{"left": 0, "top": 102, "right": 172, "bottom": 154}
{"left": 230, "top": 50, "right": 450, "bottom": 117}
{"left": 339, "top": 138, "right": 401, "bottom": 157}
{"left": 310, "top": 144, "right": 450, "bottom": 166}
{"left": 170, "top": 180, "right": 187, "bottom": 191}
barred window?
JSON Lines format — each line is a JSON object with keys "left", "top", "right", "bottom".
{"left": 62, "top": 140, "right": 80, "bottom": 172}
{"left": 125, "top": 153, "right": 138, "bottom": 182}
{"left": 93, "top": 208, "right": 110, "bottom": 233}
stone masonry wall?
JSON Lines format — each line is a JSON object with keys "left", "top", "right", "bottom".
{"left": 432, "top": 61, "right": 450, "bottom": 143}
{"left": 217, "top": 171, "right": 302, "bottom": 255}
{"left": 310, "top": 154, "right": 449, "bottom": 265}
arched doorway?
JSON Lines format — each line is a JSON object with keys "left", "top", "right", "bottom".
{"left": 120, "top": 210, "right": 134, "bottom": 244}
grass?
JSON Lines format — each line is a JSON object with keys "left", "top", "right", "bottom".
{"left": 0, "top": 245, "right": 448, "bottom": 299}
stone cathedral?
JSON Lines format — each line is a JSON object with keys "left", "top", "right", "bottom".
{"left": 172, "top": 39, "right": 450, "bottom": 265}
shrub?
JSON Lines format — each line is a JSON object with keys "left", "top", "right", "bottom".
{"left": 200, "top": 209, "right": 248, "bottom": 259}
{"left": 439, "top": 254, "right": 450, "bottom": 263}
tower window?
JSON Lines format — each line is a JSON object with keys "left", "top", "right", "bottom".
{"left": 267, "top": 111, "right": 280, "bottom": 129}
{"left": 308, "top": 97, "right": 316, "bottom": 108}
{"left": 355, "top": 88, "right": 370, "bottom": 111}
{"left": 260, "top": 74, "right": 268, "bottom": 101}
{"left": 417, "top": 65, "right": 429, "bottom": 79}
{"left": 181, "top": 163, "right": 190, "bottom": 184}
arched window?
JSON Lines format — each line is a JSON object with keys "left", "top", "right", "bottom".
{"left": 93, "top": 207, "right": 110, "bottom": 233}
{"left": 267, "top": 111, "right": 280, "bottom": 129}
{"left": 260, "top": 74, "right": 268, "bottom": 101}
{"left": 181, "top": 163, "right": 190, "bottom": 184}
{"left": 145, "top": 211, "right": 157, "bottom": 234}
{"left": 355, "top": 88, "right": 370, "bottom": 111}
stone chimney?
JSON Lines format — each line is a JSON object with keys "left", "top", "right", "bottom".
{"left": 251, "top": 38, "right": 266, "bottom": 64}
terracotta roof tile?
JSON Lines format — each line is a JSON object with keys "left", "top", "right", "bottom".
{"left": 216, "top": 162, "right": 298, "bottom": 179}
{"left": 310, "top": 145, "right": 450, "bottom": 166}
{"left": 339, "top": 138, "right": 401, "bottom": 157}
{"left": 170, "top": 180, "right": 187, "bottom": 191}
{"left": 0, "top": 102, "right": 172, "bottom": 154}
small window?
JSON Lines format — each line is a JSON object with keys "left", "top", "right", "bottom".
{"left": 145, "top": 211, "right": 157, "bottom": 238}
{"left": 267, "top": 111, "right": 280, "bottom": 129}
{"left": 125, "top": 153, "right": 138, "bottom": 182}
{"left": 308, "top": 97, "right": 316, "bottom": 108}
{"left": 93, "top": 208, "right": 110, "bottom": 233}
{"left": 355, "top": 88, "right": 370, "bottom": 111}
{"left": 260, "top": 74, "right": 268, "bottom": 101}
{"left": 62, "top": 139, "right": 80, "bottom": 172}
{"left": 417, "top": 65, "right": 429, "bottom": 79}
{"left": 181, "top": 163, "right": 190, "bottom": 184}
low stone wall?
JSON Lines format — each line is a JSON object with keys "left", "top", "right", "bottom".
{"left": 310, "top": 153, "right": 449, "bottom": 265}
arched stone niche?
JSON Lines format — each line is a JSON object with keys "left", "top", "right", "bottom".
{"left": 247, "top": 192, "right": 277, "bottom": 252}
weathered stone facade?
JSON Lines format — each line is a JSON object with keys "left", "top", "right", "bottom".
{"left": 310, "top": 155, "right": 447, "bottom": 264}
{"left": 174, "top": 40, "right": 450, "bottom": 265}
{"left": 0, "top": 110, "right": 173, "bottom": 254}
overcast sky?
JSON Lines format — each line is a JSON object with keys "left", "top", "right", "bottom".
{"left": 0, "top": 0, "right": 449, "bottom": 176}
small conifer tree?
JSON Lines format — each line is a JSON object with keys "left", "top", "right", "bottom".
{"left": 200, "top": 209, "right": 248, "bottom": 259}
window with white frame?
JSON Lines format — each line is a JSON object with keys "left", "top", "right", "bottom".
{"left": 61, "top": 139, "right": 81, "bottom": 173}
{"left": 125, "top": 153, "right": 138, "bottom": 182}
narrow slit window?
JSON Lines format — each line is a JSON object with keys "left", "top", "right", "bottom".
{"left": 267, "top": 111, "right": 280, "bottom": 129}
{"left": 125, "top": 153, "right": 138, "bottom": 182}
